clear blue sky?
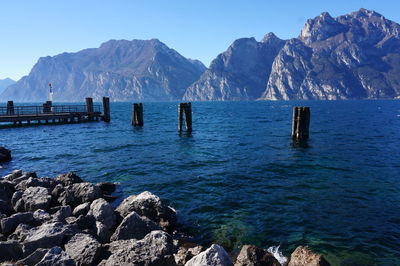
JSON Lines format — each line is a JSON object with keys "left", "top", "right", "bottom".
{"left": 1, "top": 0, "right": 399, "bottom": 80}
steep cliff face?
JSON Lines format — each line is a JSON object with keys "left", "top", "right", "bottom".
{"left": 261, "top": 9, "right": 400, "bottom": 100}
{"left": 183, "top": 33, "right": 285, "bottom": 101}
{"left": 1, "top": 39, "right": 206, "bottom": 102}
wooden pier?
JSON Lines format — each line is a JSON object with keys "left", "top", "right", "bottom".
{"left": 0, "top": 97, "right": 110, "bottom": 127}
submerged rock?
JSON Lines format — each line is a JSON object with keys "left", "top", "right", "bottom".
{"left": 234, "top": 245, "right": 280, "bottom": 266}
{"left": 0, "top": 147, "right": 11, "bottom": 163}
{"left": 96, "top": 182, "right": 117, "bottom": 195}
{"left": 100, "top": 230, "right": 175, "bottom": 266}
{"left": 185, "top": 244, "right": 232, "bottom": 266}
{"left": 288, "top": 246, "right": 330, "bottom": 266}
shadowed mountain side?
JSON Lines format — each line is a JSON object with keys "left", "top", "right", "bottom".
{"left": 183, "top": 33, "right": 285, "bottom": 101}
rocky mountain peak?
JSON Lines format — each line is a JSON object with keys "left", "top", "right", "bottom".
{"left": 299, "top": 11, "right": 346, "bottom": 44}
{"left": 261, "top": 32, "right": 284, "bottom": 46}
{"left": 354, "top": 8, "right": 383, "bottom": 19}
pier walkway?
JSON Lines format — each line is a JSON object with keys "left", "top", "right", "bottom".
{"left": 0, "top": 97, "right": 110, "bottom": 127}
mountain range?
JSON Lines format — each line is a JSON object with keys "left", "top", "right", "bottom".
{"left": 0, "top": 78, "right": 15, "bottom": 95}
{"left": 1, "top": 39, "right": 205, "bottom": 102}
{"left": 2, "top": 8, "right": 400, "bottom": 102}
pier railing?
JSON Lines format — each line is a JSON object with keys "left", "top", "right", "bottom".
{"left": 0, "top": 104, "right": 101, "bottom": 117}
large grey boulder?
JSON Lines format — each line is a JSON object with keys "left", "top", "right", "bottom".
{"left": 11, "top": 191, "right": 24, "bottom": 212}
{"left": 65, "top": 233, "right": 101, "bottom": 266}
{"left": 16, "top": 248, "right": 49, "bottom": 266}
{"left": 52, "top": 184, "right": 75, "bottom": 206}
{"left": 288, "top": 246, "right": 330, "bottom": 266}
{"left": 16, "top": 177, "right": 57, "bottom": 191}
{"left": 22, "top": 186, "right": 52, "bottom": 212}
{"left": 70, "top": 182, "right": 101, "bottom": 205}
{"left": 3, "top": 170, "right": 23, "bottom": 182}
{"left": 22, "top": 222, "right": 75, "bottom": 256}
{"left": 0, "top": 180, "right": 15, "bottom": 203}
{"left": 185, "top": 244, "right": 232, "bottom": 266}
{"left": 0, "top": 212, "right": 34, "bottom": 235}
{"left": 72, "top": 202, "right": 90, "bottom": 217}
{"left": 100, "top": 230, "right": 175, "bottom": 266}
{"left": 95, "top": 221, "right": 111, "bottom": 243}
{"left": 110, "top": 211, "right": 160, "bottom": 241}
{"left": 0, "top": 240, "right": 23, "bottom": 262}
{"left": 10, "top": 172, "right": 37, "bottom": 186}
{"left": 0, "top": 199, "right": 13, "bottom": 216}
{"left": 0, "top": 147, "right": 11, "bottom": 162}
{"left": 87, "top": 198, "right": 116, "bottom": 229}
{"left": 55, "top": 172, "right": 83, "bottom": 186}
{"left": 8, "top": 223, "right": 31, "bottom": 242}
{"left": 234, "top": 245, "right": 280, "bottom": 266}
{"left": 33, "top": 209, "right": 51, "bottom": 224}
{"left": 116, "top": 191, "right": 177, "bottom": 231}
{"left": 36, "top": 246, "right": 76, "bottom": 266}
{"left": 50, "top": 206, "right": 72, "bottom": 222}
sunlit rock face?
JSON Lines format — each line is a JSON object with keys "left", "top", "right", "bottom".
{"left": 261, "top": 9, "right": 400, "bottom": 100}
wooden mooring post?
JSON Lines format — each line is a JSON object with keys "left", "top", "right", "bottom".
{"left": 102, "top": 97, "right": 110, "bottom": 122}
{"left": 292, "top": 106, "right": 310, "bottom": 140}
{"left": 7, "top": 101, "right": 14, "bottom": 115}
{"left": 178, "top": 102, "right": 192, "bottom": 133}
{"left": 86, "top": 97, "right": 94, "bottom": 121}
{"left": 132, "top": 103, "right": 144, "bottom": 126}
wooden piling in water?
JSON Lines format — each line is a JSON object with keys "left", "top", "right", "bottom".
{"left": 292, "top": 106, "right": 310, "bottom": 140}
{"left": 7, "top": 101, "right": 14, "bottom": 115}
{"left": 178, "top": 102, "right": 192, "bottom": 133}
{"left": 132, "top": 103, "right": 144, "bottom": 126}
{"left": 86, "top": 98, "right": 94, "bottom": 121}
{"left": 102, "top": 97, "right": 110, "bottom": 122}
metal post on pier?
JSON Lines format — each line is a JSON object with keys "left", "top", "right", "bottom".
{"left": 292, "top": 106, "right": 310, "bottom": 140}
{"left": 102, "top": 97, "right": 110, "bottom": 122}
{"left": 132, "top": 103, "right": 144, "bottom": 126}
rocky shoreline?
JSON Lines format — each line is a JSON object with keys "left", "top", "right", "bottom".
{"left": 0, "top": 169, "right": 330, "bottom": 266}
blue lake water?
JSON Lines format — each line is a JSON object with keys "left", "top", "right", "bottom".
{"left": 1, "top": 101, "right": 399, "bottom": 265}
